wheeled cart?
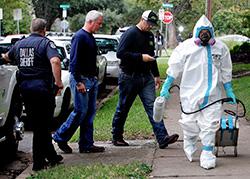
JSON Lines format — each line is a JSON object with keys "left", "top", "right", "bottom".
{"left": 215, "top": 99, "right": 246, "bottom": 157}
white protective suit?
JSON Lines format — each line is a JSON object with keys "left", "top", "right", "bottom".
{"left": 166, "top": 15, "right": 232, "bottom": 169}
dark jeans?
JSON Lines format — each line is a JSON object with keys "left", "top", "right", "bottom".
{"left": 53, "top": 74, "right": 98, "bottom": 150}
{"left": 20, "top": 79, "right": 57, "bottom": 167}
{"left": 112, "top": 72, "right": 168, "bottom": 144}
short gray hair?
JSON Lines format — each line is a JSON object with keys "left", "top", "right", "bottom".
{"left": 85, "top": 10, "right": 103, "bottom": 22}
{"left": 30, "top": 18, "right": 47, "bottom": 33}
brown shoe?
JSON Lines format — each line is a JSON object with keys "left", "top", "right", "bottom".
{"left": 159, "top": 134, "right": 179, "bottom": 149}
{"left": 79, "top": 145, "right": 105, "bottom": 153}
{"left": 112, "top": 139, "right": 129, "bottom": 146}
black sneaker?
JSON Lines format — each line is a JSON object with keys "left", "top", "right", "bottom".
{"left": 57, "top": 141, "right": 73, "bottom": 154}
{"left": 47, "top": 154, "right": 63, "bottom": 166}
{"left": 112, "top": 139, "right": 129, "bottom": 146}
{"left": 79, "top": 145, "right": 105, "bottom": 153}
{"left": 159, "top": 134, "right": 179, "bottom": 149}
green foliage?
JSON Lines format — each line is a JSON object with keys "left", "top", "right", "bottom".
{"left": 0, "top": 0, "right": 31, "bottom": 35}
{"left": 32, "top": 0, "right": 67, "bottom": 30}
{"left": 213, "top": 6, "right": 250, "bottom": 37}
{"left": 68, "top": 13, "right": 85, "bottom": 32}
{"left": 27, "top": 162, "right": 152, "bottom": 179}
{"left": 230, "top": 42, "right": 250, "bottom": 63}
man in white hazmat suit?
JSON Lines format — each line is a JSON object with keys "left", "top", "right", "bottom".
{"left": 160, "top": 15, "right": 236, "bottom": 169}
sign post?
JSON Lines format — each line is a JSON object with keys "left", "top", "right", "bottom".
{"left": 0, "top": 8, "right": 2, "bottom": 36}
{"left": 60, "top": 4, "right": 70, "bottom": 35}
{"left": 158, "top": 8, "right": 164, "bottom": 33}
{"left": 13, "top": 9, "right": 22, "bottom": 34}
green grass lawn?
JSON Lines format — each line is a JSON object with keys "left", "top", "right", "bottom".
{"left": 232, "top": 76, "right": 250, "bottom": 119}
{"left": 28, "top": 162, "right": 151, "bottom": 179}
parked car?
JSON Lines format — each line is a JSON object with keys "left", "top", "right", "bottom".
{"left": 0, "top": 56, "right": 24, "bottom": 155}
{"left": 94, "top": 34, "right": 120, "bottom": 79}
{"left": 217, "top": 34, "right": 250, "bottom": 42}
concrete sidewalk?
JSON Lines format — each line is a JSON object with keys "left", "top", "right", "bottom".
{"left": 17, "top": 88, "right": 250, "bottom": 178}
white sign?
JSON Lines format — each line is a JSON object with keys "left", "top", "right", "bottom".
{"left": 0, "top": 8, "right": 3, "bottom": 20}
{"left": 61, "top": 20, "right": 69, "bottom": 30}
{"left": 13, "top": 9, "right": 22, "bottom": 21}
{"left": 62, "top": 9, "right": 67, "bottom": 18}
{"left": 158, "top": 8, "right": 164, "bottom": 21}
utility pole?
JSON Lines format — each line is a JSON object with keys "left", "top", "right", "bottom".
{"left": 206, "top": 0, "right": 212, "bottom": 21}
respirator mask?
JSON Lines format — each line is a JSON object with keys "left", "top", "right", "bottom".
{"left": 200, "top": 32, "right": 211, "bottom": 46}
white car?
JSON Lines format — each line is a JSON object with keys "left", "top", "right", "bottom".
{"left": 217, "top": 34, "right": 250, "bottom": 42}
{"left": 52, "top": 40, "right": 73, "bottom": 123}
{"left": 94, "top": 34, "right": 120, "bottom": 79}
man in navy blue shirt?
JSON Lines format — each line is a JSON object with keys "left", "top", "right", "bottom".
{"left": 111, "top": 10, "right": 179, "bottom": 148}
{"left": 53, "top": 10, "right": 105, "bottom": 153}
{"left": 2, "top": 18, "right": 64, "bottom": 171}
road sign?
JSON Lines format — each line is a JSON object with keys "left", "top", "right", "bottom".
{"left": 0, "top": 8, "right": 3, "bottom": 20}
{"left": 158, "top": 8, "right": 164, "bottom": 21}
{"left": 60, "top": 4, "right": 70, "bottom": 9}
{"left": 62, "top": 9, "right": 67, "bottom": 18}
{"left": 61, "top": 20, "right": 69, "bottom": 30}
{"left": 13, "top": 9, "right": 22, "bottom": 21}
{"left": 162, "top": 11, "right": 173, "bottom": 24}
{"left": 162, "top": 3, "right": 174, "bottom": 8}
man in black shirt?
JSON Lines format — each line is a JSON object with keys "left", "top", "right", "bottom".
{"left": 112, "top": 10, "right": 179, "bottom": 148}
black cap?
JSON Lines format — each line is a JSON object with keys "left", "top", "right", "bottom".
{"left": 142, "top": 10, "right": 158, "bottom": 26}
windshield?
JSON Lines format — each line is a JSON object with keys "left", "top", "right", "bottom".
{"left": 95, "top": 38, "right": 118, "bottom": 52}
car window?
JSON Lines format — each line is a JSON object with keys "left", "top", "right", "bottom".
{"left": 65, "top": 44, "right": 71, "bottom": 54}
{"left": 95, "top": 38, "right": 118, "bottom": 52}
{"left": 56, "top": 46, "right": 66, "bottom": 60}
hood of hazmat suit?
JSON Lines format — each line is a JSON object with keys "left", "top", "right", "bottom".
{"left": 167, "top": 15, "right": 232, "bottom": 112}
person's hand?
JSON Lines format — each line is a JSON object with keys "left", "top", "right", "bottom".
{"left": 226, "top": 90, "right": 236, "bottom": 104}
{"left": 55, "top": 81, "right": 64, "bottom": 96}
{"left": 223, "top": 82, "right": 236, "bottom": 104}
{"left": 155, "top": 77, "right": 161, "bottom": 90}
{"left": 76, "top": 82, "right": 87, "bottom": 93}
{"left": 160, "top": 76, "right": 175, "bottom": 99}
{"left": 142, "top": 54, "right": 155, "bottom": 62}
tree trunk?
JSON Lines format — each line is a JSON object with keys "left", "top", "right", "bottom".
{"left": 167, "top": 22, "right": 178, "bottom": 49}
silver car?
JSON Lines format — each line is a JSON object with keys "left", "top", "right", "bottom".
{"left": 94, "top": 34, "right": 120, "bottom": 79}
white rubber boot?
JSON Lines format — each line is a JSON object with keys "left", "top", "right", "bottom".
{"left": 183, "top": 136, "right": 198, "bottom": 162}
{"left": 200, "top": 150, "right": 216, "bottom": 169}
